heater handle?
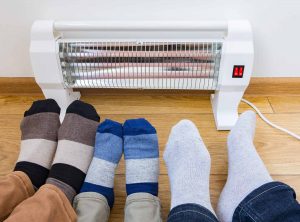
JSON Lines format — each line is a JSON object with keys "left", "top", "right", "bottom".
{"left": 53, "top": 21, "right": 228, "bottom": 32}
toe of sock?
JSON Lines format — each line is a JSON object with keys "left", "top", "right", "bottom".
{"left": 24, "top": 99, "right": 60, "bottom": 117}
{"left": 97, "top": 119, "right": 123, "bottom": 138}
{"left": 171, "top": 119, "right": 198, "bottom": 133}
{"left": 229, "top": 110, "right": 256, "bottom": 141}
{"left": 239, "top": 110, "right": 256, "bottom": 122}
{"left": 169, "top": 119, "right": 202, "bottom": 142}
{"left": 66, "top": 100, "right": 100, "bottom": 122}
{"left": 123, "top": 118, "right": 159, "bottom": 160}
{"left": 123, "top": 118, "right": 156, "bottom": 136}
{"left": 164, "top": 119, "right": 203, "bottom": 161}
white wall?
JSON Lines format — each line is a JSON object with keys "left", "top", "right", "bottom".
{"left": 0, "top": 0, "right": 300, "bottom": 77}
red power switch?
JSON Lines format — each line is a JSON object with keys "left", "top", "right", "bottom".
{"left": 232, "top": 65, "right": 245, "bottom": 78}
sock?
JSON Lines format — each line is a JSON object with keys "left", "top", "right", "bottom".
{"left": 164, "top": 119, "right": 215, "bottom": 213}
{"left": 80, "top": 119, "right": 123, "bottom": 208}
{"left": 46, "top": 100, "right": 100, "bottom": 202}
{"left": 14, "top": 99, "right": 60, "bottom": 189}
{"left": 217, "top": 110, "right": 273, "bottom": 222}
{"left": 123, "top": 118, "right": 159, "bottom": 197}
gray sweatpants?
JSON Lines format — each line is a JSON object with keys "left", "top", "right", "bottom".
{"left": 73, "top": 192, "right": 162, "bottom": 222}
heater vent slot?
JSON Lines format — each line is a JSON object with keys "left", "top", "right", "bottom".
{"left": 58, "top": 41, "right": 222, "bottom": 89}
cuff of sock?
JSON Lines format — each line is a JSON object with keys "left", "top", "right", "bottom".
{"left": 126, "top": 183, "right": 159, "bottom": 197}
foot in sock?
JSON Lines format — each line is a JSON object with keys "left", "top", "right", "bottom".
{"left": 217, "top": 110, "right": 273, "bottom": 222}
{"left": 14, "top": 99, "right": 61, "bottom": 189}
{"left": 123, "top": 118, "right": 159, "bottom": 197}
{"left": 46, "top": 100, "right": 100, "bottom": 202}
{"left": 80, "top": 119, "right": 123, "bottom": 208}
{"left": 164, "top": 119, "right": 215, "bottom": 213}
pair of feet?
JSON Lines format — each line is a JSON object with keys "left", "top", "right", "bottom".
{"left": 164, "top": 111, "right": 272, "bottom": 222}
{"left": 80, "top": 117, "right": 159, "bottom": 208}
{"left": 15, "top": 99, "right": 160, "bottom": 208}
{"left": 15, "top": 99, "right": 100, "bottom": 202}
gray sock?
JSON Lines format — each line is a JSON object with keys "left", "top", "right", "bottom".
{"left": 217, "top": 110, "right": 273, "bottom": 222}
{"left": 164, "top": 120, "right": 215, "bottom": 214}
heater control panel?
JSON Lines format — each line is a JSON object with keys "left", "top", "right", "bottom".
{"left": 232, "top": 65, "right": 244, "bottom": 78}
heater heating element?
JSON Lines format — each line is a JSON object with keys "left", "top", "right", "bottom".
{"left": 30, "top": 20, "right": 254, "bottom": 130}
{"left": 59, "top": 41, "right": 222, "bottom": 90}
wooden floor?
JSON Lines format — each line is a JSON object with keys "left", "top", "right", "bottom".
{"left": 0, "top": 78, "right": 300, "bottom": 221}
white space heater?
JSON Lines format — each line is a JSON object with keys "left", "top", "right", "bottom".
{"left": 30, "top": 20, "right": 254, "bottom": 130}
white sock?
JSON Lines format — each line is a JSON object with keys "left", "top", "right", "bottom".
{"left": 217, "top": 111, "right": 273, "bottom": 222}
{"left": 164, "top": 119, "right": 215, "bottom": 214}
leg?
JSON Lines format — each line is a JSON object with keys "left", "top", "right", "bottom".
{"left": 0, "top": 99, "right": 60, "bottom": 220}
{"left": 5, "top": 100, "right": 99, "bottom": 222}
{"left": 211, "top": 90, "right": 244, "bottom": 130}
{"left": 74, "top": 119, "right": 123, "bottom": 222}
{"left": 123, "top": 119, "right": 162, "bottom": 222}
{"left": 164, "top": 120, "right": 219, "bottom": 222}
{"left": 46, "top": 100, "right": 100, "bottom": 202}
{"left": 5, "top": 184, "right": 77, "bottom": 222}
{"left": 0, "top": 172, "right": 34, "bottom": 221}
{"left": 217, "top": 111, "right": 300, "bottom": 222}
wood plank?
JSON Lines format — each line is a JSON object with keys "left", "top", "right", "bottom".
{"left": 82, "top": 95, "right": 273, "bottom": 115}
{"left": 268, "top": 96, "right": 300, "bottom": 113}
{"left": 0, "top": 78, "right": 41, "bottom": 95}
{"left": 246, "top": 78, "right": 300, "bottom": 96}
{"left": 262, "top": 113, "right": 300, "bottom": 135}
{"left": 0, "top": 95, "right": 273, "bottom": 115}
{"left": 0, "top": 95, "right": 44, "bottom": 115}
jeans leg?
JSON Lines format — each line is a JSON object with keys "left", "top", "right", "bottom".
{"left": 233, "top": 181, "right": 300, "bottom": 222}
{"left": 167, "top": 204, "right": 219, "bottom": 222}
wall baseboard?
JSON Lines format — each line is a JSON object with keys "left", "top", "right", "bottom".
{"left": 0, "top": 77, "right": 299, "bottom": 96}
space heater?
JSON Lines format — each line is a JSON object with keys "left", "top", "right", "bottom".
{"left": 30, "top": 20, "right": 254, "bottom": 130}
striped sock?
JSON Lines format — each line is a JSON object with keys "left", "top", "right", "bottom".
{"left": 14, "top": 99, "right": 61, "bottom": 189}
{"left": 80, "top": 119, "right": 123, "bottom": 208}
{"left": 46, "top": 100, "right": 100, "bottom": 202}
{"left": 123, "top": 118, "right": 159, "bottom": 196}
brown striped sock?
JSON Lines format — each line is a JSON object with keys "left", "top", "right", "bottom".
{"left": 46, "top": 100, "right": 100, "bottom": 202}
{"left": 14, "top": 99, "right": 61, "bottom": 189}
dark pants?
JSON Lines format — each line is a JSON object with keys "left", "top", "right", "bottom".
{"left": 167, "top": 182, "right": 300, "bottom": 222}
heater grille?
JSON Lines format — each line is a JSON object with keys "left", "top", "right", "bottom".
{"left": 58, "top": 41, "right": 222, "bottom": 90}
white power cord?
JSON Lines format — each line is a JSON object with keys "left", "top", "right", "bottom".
{"left": 241, "top": 98, "right": 300, "bottom": 140}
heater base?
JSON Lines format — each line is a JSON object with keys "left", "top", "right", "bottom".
{"left": 42, "top": 88, "right": 81, "bottom": 122}
{"left": 211, "top": 93, "right": 241, "bottom": 130}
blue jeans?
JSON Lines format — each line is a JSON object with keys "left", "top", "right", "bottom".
{"left": 167, "top": 182, "right": 300, "bottom": 222}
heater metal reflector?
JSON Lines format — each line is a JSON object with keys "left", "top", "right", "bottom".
{"left": 58, "top": 41, "right": 222, "bottom": 90}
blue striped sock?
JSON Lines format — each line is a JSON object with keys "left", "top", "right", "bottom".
{"left": 80, "top": 119, "right": 123, "bottom": 208}
{"left": 123, "top": 118, "right": 159, "bottom": 196}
